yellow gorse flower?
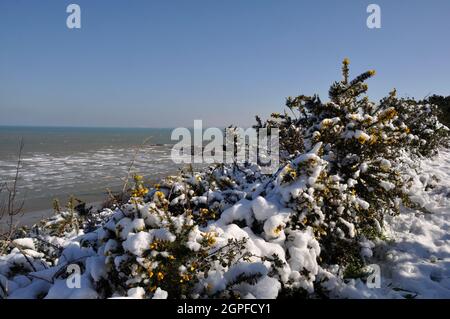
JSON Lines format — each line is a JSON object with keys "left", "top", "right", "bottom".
{"left": 131, "top": 174, "right": 149, "bottom": 197}
{"left": 320, "top": 118, "right": 333, "bottom": 128}
{"left": 199, "top": 208, "right": 216, "bottom": 220}
{"left": 202, "top": 231, "right": 217, "bottom": 246}
{"left": 379, "top": 107, "right": 397, "bottom": 122}
{"left": 179, "top": 273, "right": 192, "bottom": 283}
{"left": 369, "top": 134, "right": 378, "bottom": 145}
{"left": 271, "top": 112, "right": 281, "bottom": 118}
{"left": 155, "top": 191, "right": 165, "bottom": 199}
{"left": 274, "top": 224, "right": 284, "bottom": 235}
{"left": 132, "top": 185, "right": 149, "bottom": 198}
{"left": 189, "top": 262, "right": 198, "bottom": 272}
{"left": 283, "top": 165, "right": 298, "bottom": 184}
{"left": 358, "top": 135, "right": 367, "bottom": 144}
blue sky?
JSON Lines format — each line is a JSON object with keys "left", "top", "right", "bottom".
{"left": 1, "top": 0, "right": 449, "bottom": 128}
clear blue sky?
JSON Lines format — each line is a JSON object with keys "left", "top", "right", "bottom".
{"left": 1, "top": 0, "right": 449, "bottom": 128}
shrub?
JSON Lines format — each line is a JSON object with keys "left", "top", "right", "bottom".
{"left": 424, "top": 95, "right": 450, "bottom": 128}
{"left": 1, "top": 60, "right": 448, "bottom": 299}
{"left": 254, "top": 59, "right": 449, "bottom": 274}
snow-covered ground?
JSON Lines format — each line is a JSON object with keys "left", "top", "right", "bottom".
{"left": 328, "top": 149, "right": 450, "bottom": 298}
{"left": 380, "top": 149, "right": 450, "bottom": 298}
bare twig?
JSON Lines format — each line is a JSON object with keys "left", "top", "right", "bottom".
{"left": 121, "top": 137, "right": 152, "bottom": 195}
{"left": 0, "top": 138, "right": 26, "bottom": 253}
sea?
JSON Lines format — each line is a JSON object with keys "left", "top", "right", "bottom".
{"left": 0, "top": 126, "right": 183, "bottom": 226}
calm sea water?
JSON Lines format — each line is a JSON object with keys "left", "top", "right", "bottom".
{"left": 0, "top": 126, "right": 179, "bottom": 216}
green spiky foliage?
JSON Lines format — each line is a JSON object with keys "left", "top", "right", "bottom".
{"left": 424, "top": 95, "right": 450, "bottom": 128}
{"left": 258, "top": 59, "right": 446, "bottom": 270}
{"left": 396, "top": 97, "right": 449, "bottom": 157}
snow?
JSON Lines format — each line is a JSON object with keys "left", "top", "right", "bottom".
{"left": 127, "top": 287, "right": 146, "bottom": 299}
{"left": 379, "top": 180, "right": 395, "bottom": 191}
{"left": 338, "top": 217, "right": 356, "bottom": 238}
{"left": 123, "top": 228, "right": 176, "bottom": 256}
{"left": 252, "top": 196, "right": 279, "bottom": 221}
{"left": 379, "top": 158, "right": 392, "bottom": 171}
{"left": 376, "top": 149, "right": 450, "bottom": 298}
{"left": 224, "top": 262, "right": 268, "bottom": 283}
{"left": 86, "top": 256, "right": 107, "bottom": 282}
{"left": 354, "top": 130, "right": 371, "bottom": 142}
{"left": 286, "top": 228, "right": 321, "bottom": 292}
{"left": 45, "top": 276, "right": 98, "bottom": 299}
{"left": 201, "top": 270, "right": 227, "bottom": 294}
{"left": 152, "top": 287, "right": 168, "bottom": 299}
{"left": 263, "top": 214, "right": 289, "bottom": 239}
{"left": 123, "top": 232, "right": 153, "bottom": 256}
{"left": 12, "top": 238, "right": 36, "bottom": 251}
{"left": 319, "top": 149, "right": 450, "bottom": 298}
{"left": 8, "top": 280, "right": 52, "bottom": 299}
{"left": 217, "top": 199, "right": 253, "bottom": 226}
{"left": 1, "top": 145, "right": 450, "bottom": 299}
{"left": 236, "top": 275, "right": 281, "bottom": 299}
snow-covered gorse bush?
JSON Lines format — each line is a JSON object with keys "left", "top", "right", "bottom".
{"left": 423, "top": 95, "right": 450, "bottom": 131}
{"left": 395, "top": 97, "right": 449, "bottom": 157}
{"left": 0, "top": 60, "right": 448, "bottom": 299}
{"left": 254, "top": 59, "right": 448, "bottom": 273}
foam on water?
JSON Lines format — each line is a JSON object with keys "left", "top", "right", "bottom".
{"left": 1, "top": 145, "right": 174, "bottom": 195}
{"left": 0, "top": 127, "right": 181, "bottom": 213}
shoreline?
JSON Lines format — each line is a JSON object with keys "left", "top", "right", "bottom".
{"left": 0, "top": 173, "right": 176, "bottom": 232}
{"left": 0, "top": 198, "right": 106, "bottom": 233}
{"left": 1, "top": 161, "right": 208, "bottom": 233}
